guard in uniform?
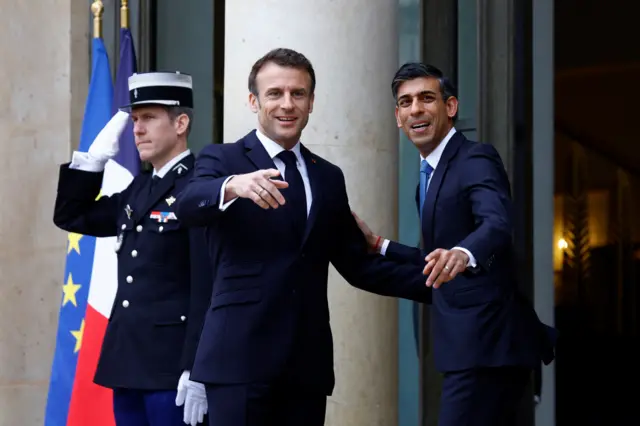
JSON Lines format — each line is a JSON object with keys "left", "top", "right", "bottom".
{"left": 53, "top": 72, "right": 212, "bottom": 426}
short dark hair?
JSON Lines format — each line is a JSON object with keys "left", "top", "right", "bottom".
{"left": 248, "top": 48, "right": 316, "bottom": 96}
{"left": 391, "top": 63, "right": 458, "bottom": 120}
{"left": 167, "top": 106, "right": 193, "bottom": 137}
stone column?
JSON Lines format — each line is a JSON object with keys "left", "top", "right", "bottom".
{"left": 0, "top": 1, "right": 88, "bottom": 424}
{"left": 224, "top": 0, "right": 400, "bottom": 424}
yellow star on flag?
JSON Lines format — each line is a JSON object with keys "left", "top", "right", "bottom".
{"left": 70, "top": 319, "right": 85, "bottom": 353}
{"left": 95, "top": 190, "right": 103, "bottom": 201}
{"left": 62, "top": 273, "right": 82, "bottom": 307}
{"left": 67, "top": 233, "right": 82, "bottom": 254}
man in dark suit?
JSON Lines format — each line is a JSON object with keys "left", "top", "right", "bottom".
{"left": 174, "top": 48, "right": 432, "bottom": 426}
{"left": 353, "top": 63, "right": 557, "bottom": 426}
{"left": 53, "top": 72, "right": 211, "bottom": 426}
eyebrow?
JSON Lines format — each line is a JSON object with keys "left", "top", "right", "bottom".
{"left": 265, "top": 86, "right": 307, "bottom": 93}
{"left": 398, "top": 90, "right": 437, "bottom": 100}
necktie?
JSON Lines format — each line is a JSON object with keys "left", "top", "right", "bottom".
{"left": 419, "top": 159, "right": 434, "bottom": 220}
{"left": 277, "top": 150, "right": 307, "bottom": 239}
{"left": 149, "top": 175, "right": 161, "bottom": 194}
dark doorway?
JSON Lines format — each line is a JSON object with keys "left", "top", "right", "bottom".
{"left": 554, "top": 1, "right": 640, "bottom": 424}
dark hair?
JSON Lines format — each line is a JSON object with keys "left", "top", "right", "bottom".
{"left": 391, "top": 63, "right": 458, "bottom": 120}
{"left": 248, "top": 48, "right": 316, "bottom": 96}
{"left": 167, "top": 106, "right": 193, "bottom": 136}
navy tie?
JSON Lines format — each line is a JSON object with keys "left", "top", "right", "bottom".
{"left": 149, "top": 175, "right": 161, "bottom": 194}
{"left": 277, "top": 150, "right": 307, "bottom": 239}
{"left": 419, "top": 159, "right": 434, "bottom": 220}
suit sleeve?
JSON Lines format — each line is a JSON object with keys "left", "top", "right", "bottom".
{"left": 175, "top": 144, "right": 232, "bottom": 227}
{"left": 385, "top": 240, "right": 425, "bottom": 265}
{"left": 180, "top": 226, "right": 215, "bottom": 370}
{"left": 330, "top": 170, "right": 431, "bottom": 304}
{"left": 53, "top": 163, "right": 126, "bottom": 237}
{"left": 455, "top": 143, "right": 513, "bottom": 270}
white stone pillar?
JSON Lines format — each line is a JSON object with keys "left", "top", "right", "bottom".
{"left": 0, "top": 1, "right": 88, "bottom": 424}
{"left": 224, "top": 1, "right": 400, "bottom": 424}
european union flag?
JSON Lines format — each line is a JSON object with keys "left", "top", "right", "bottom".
{"left": 44, "top": 36, "right": 113, "bottom": 426}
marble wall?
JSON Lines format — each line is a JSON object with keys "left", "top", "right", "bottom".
{"left": 0, "top": 1, "right": 88, "bottom": 424}
{"left": 224, "top": 0, "right": 401, "bottom": 424}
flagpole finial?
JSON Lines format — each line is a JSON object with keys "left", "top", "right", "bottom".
{"left": 120, "top": 0, "right": 129, "bottom": 29}
{"left": 91, "top": 1, "right": 104, "bottom": 39}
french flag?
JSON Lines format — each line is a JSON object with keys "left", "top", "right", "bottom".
{"left": 45, "top": 27, "right": 138, "bottom": 426}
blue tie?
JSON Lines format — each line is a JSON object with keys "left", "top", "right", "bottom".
{"left": 419, "top": 159, "right": 434, "bottom": 220}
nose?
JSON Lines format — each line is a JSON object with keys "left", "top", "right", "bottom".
{"left": 281, "top": 92, "right": 294, "bottom": 110}
{"left": 410, "top": 98, "right": 424, "bottom": 116}
{"left": 133, "top": 121, "right": 145, "bottom": 135}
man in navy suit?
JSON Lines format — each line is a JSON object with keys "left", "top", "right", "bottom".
{"left": 174, "top": 48, "right": 433, "bottom": 426}
{"left": 353, "top": 63, "right": 556, "bottom": 426}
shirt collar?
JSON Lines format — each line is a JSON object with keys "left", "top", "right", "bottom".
{"left": 420, "top": 127, "right": 457, "bottom": 170}
{"left": 153, "top": 149, "right": 191, "bottom": 178}
{"left": 255, "top": 129, "right": 303, "bottom": 163}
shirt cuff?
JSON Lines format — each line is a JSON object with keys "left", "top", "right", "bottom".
{"left": 452, "top": 246, "right": 477, "bottom": 268}
{"left": 70, "top": 151, "right": 105, "bottom": 172}
{"left": 218, "top": 175, "right": 238, "bottom": 211}
{"left": 380, "top": 239, "right": 390, "bottom": 255}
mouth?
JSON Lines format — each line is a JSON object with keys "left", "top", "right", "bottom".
{"left": 410, "top": 121, "right": 431, "bottom": 133}
{"left": 276, "top": 116, "right": 297, "bottom": 124}
{"left": 136, "top": 140, "right": 151, "bottom": 147}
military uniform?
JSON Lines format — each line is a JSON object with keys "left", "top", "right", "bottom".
{"left": 54, "top": 152, "right": 211, "bottom": 389}
{"left": 53, "top": 72, "right": 213, "bottom": 425}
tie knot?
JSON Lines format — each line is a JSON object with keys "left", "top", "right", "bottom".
{"left": 420, "top": 160, "right": 433, "bottom": 175}
{"left": 277, "top": 150, "right": 298, "bottom": 167}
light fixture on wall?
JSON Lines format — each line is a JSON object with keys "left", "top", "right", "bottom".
{"left": 557, "top": 238, "right": 568, "bottom": 250}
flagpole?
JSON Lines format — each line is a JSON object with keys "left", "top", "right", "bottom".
{"left": 91, "top": 1, "right": 104, "bottom": 39}
{"left": 120, "top": 0, "right": 129, "bottom": 29}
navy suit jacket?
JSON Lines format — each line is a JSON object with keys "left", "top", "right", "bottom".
{"left": 385, "top": 132, "right": 556, "bottom": 373}
{"left": 175, "top": 130, "right": 431, "bottom": 395}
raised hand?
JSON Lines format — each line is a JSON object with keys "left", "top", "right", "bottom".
{"left": 87, "top": 110, "right": 130, "bottom": 164}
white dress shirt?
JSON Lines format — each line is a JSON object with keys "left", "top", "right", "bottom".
{"left": 153, "top": 149, "right": 191, "bottom": 178}
{"left": 219, "top": 130, "right": 312, "bottom": 215}
{"left": 380, "top": 127, "right": 477, "bottom": 268}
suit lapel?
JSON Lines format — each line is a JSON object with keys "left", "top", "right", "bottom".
{"left": 243, "top": 134, "right": 321, "bottom": 246}
{"left": 300, "top": 145, "right": 322, "bottom": 246}
{"left": 244, "top": 130, "right": 278, "bottom": 171}
{"left": 243, "top": 131, "right": 299, "bottom": 237}
{"left": 420, "top": 132, "right": 465, "bottom": 248}
{"left": 133, "top": 154, "right": 194, "bottom": 223}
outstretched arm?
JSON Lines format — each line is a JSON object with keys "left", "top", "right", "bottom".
{"left": 331, "top": 174, "right": 431, "bottom": 304}
{"left": 423, "top": 143, "right": 512, "bottom": 287}
{"left": 351, "top": 211, "right": 424, "bottom": 265}
{"left": 176, "top": 144, "right": 288, "bottom": 227}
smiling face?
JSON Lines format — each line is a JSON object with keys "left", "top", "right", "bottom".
{"left": 394, "top": 76, "right": 458, "bottom": 157}
{"left": 249, "top": 62, "right": 314, "bottom": 150}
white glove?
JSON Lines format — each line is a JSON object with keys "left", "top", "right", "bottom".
{"left": 176, "top": 370, "right": 208, "bottom": 425}
{"left": 87, "top": 110, "right": 130, "bottom": 165}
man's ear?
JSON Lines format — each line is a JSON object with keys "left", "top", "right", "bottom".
{"left": 249, "top": 92, "right": 259, "bottom": 113}
{"left": 446, "top": 96, "right": 459, "bottom": 120}
{"left": 175, "top": 113, "right": 190, "bottom": 137}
